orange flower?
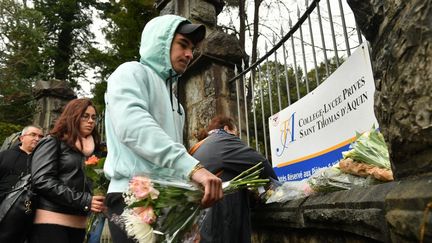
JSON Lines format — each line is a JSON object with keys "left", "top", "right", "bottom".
{"left": 85, "top": 155, "right": 99, "bottom": 165}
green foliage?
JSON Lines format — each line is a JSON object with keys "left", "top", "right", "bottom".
{"left": 91, "top": 0, "right": 158, "bottom": 78}
{"left": 0, "top": 1, "right": 47, "bottom": 80}
{"left": 0, "top": 121, "right": 22, "bottom": 146}
{"left": 0, "top": 0, "right": 100, "bottom": 127}
{"left": 84, "top": 156, "right": 109, "bottom": 195}
{"left": 33, "top": 0, "right": 97, "bottom": 88}
{"left": 0, "top": 0, "right": 160, "bottom": 131}
{"left": 88, "top": 0, "right": 158, "bottom": 111}
{"left": 0, "top": 0, "right": 47, "bottom": 126}
{"left": 0, "top": 93, "right": 35, "bottom": 125}
{"left": 92, "top": 81, "right": 107, "bottom": 114}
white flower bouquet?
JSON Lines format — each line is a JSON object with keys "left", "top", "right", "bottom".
{"left": 119, "top": 162, "right": 269, "bottom": 243}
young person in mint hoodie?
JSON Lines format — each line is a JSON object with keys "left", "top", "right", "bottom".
{"left": 103, "top": 14, "right": 223, "bottom": 242}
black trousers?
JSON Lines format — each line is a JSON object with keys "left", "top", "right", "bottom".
{"left": 28, "top": 224, "right": 85, "bottom": 243}
{"left": 105, "top": 193, "right": 137, "bottom": 243}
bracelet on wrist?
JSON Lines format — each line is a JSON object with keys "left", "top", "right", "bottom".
{"left": 189, "top": 163, "right": 204, "bottom": 180}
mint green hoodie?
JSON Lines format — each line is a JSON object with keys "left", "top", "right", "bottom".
{"left": 104, "top": 15, "right": 200, "bottom": 193}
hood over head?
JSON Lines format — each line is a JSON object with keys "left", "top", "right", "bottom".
{"left": 139, "top": 15, "right": 205, "bottom": 80}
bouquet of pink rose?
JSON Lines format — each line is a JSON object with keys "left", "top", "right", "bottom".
{"left": 119, "top": 162, "right": 269, "bottom": 243}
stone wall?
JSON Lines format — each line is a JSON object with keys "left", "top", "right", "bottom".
{"left": 156, "top": 0, "right": 244, "bottom": 147}
{"left": 181, "top": 32, "right": 244, "bottom": 147}
{"left": 252, "top": 175, "right": 432, "bottom": 242}
{"left": 346, "top": 0, "right": 432, "bottom": 179}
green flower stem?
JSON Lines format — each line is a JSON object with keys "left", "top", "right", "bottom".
{"left": 230, "top": 162, "right": 264, "bottom": 181}
{"left": 124, "top": 162, "right": 271, "bottom": 243}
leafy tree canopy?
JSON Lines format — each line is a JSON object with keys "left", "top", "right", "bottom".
{"left": 0, "top": 0, "right": 157, "bottom": 140}
{"left": 0, "top": 0, "right": 47, "bottom": 126}
{"left": 88, "top": 0, "right": 158, "bottom": 111}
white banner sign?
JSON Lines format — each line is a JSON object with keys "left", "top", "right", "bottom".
{"left": 269, "top": 43, "right": 378, "bottom": 182}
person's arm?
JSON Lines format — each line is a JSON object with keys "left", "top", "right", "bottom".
{"left": 106, "top": 63, "right": 198, "bottom": 178}
{"left": 31, "top": 137, "right": 92, "bottom": 212}
{"left": 189, "top": 165, "right": 223, "bottom": 208}
{"left": 107, "top": 64, "right": 223, "bottom": 206}
{"left": 106, "top": 63, "right": 222, "bottom": 207}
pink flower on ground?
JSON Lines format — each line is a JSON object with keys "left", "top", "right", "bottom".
{"left": 129, "top": 176, "right": 160, "bottom": 200}
{"left": 303, "top": 183, "right": 314, "bottom": 196}
{"left": 134, "top": 206, "right": 157, "bottom": 224}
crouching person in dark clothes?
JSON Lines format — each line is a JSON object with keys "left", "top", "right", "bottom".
{"left": 191, "top": 115, "right": 278, "bottom": 243}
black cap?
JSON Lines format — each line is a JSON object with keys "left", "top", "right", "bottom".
{"left": 175, "top": 22, "right": 206, "bottom": 45}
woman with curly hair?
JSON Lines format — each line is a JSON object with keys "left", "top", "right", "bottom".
{"left": 29, "top": 98, "right": 105, "bottom": 243}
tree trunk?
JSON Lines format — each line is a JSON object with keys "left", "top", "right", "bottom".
{"left": 251, "top": 0, "right": 262, "bottom": 65}
{"left": 238, "top": 0, "right": 246, "bottom": 52}
{"left": 53, "top": 3, "right": 76, "bottom": 83}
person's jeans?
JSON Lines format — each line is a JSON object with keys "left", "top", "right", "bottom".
{"left": 87, "top": 214, "right": 105, "bottom": 243}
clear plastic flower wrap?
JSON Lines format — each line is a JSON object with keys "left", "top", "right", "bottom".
{"left": 116, "top": 162, "right": 269, "bottom": 243}
{"left": 307, "top": 167, "right": 379, "bottom": 193}
{"left": 266, "top": 179, "right": 313, "bottom": 204}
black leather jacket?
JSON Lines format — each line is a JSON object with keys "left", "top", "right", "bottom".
{"left": 31, "top": 136, "right": 92, "bottom": 216}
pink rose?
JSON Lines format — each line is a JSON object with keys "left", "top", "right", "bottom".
{"left": 129, "top": 176, "right": 159, "bottom": 200}
{"left": 134, "top": 206, "right": 157, "bottom": 224}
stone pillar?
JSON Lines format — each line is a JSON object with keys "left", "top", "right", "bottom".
{"left": 346, "top": 0, "right": 432, "bottom": 179}
{"left": 346, "top": 1, "right": 432, "bottom": 242}
{"left": 156, "top": 0, "right": 244, "bottom": 147}
{"left": 33, "top": 79, "right": 76, "bottom": 134}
